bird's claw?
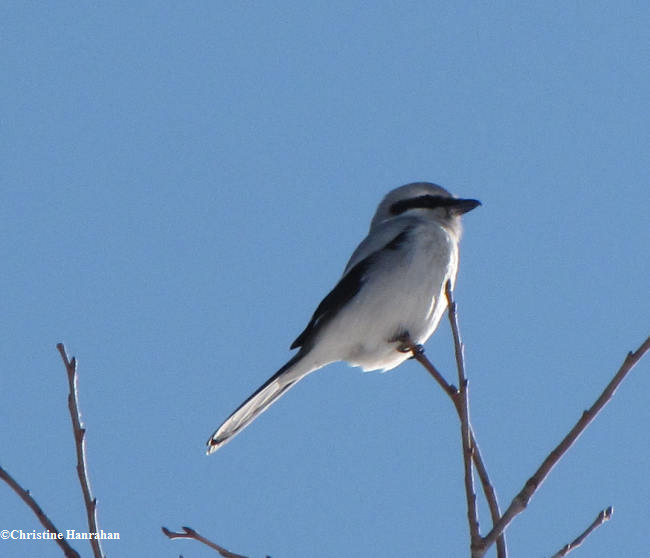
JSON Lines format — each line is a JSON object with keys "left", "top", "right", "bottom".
{"left": 394, "top": 336, "right": 424, "bottom": 357}
{"left": 406, "top": 344, "right": 425, "bottom": 359}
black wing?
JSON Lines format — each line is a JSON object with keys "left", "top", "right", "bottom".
{"left": 290, "top": 227, "right": 411, "bottom": 350}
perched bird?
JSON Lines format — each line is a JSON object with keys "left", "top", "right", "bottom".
{"left": 207, "top": 182, "right": 480, "bottom": 454}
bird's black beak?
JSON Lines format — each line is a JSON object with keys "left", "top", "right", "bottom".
{"left": 451, "top": 198, "right": 481, "bottom": 215}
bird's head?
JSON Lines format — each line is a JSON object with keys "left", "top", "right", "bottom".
{"left": 371, "top": 182, "right": 481, "bottom": 237}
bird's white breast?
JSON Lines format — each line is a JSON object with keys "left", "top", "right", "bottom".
{"left": 309, "top": 218, "right": 459, "bottom": 372}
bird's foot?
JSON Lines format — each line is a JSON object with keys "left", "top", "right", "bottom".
{"left": 392, "top": 331, "right": 424, "bottom": 358}
{"left": 403, "top": 343, "right": 424, "bottom": 359}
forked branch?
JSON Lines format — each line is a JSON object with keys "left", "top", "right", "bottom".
{"left": 410, "top": 289, "right": 649, "bottom": 558}
{"left": 162, "top": 526, "right": 250, "bottom": 557}
{"left": 479, "top": 336, "right": 650, "bottom": 554}
{"left": 445, "top": 283, "right": 481, "bottom": 553}
{"left": 405, "top": 282, "right": 506, "bottom": 557}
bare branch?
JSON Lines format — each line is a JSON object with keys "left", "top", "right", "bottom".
{"left": 0, "top": 464, "right": 81, "bottom": 558}
{"left": 470, "top": 435, "right": 506, "bottom": 558}
{"left": 480, "top": 337, "right": 650, "bottom": 553}
{"left": 445, "top": 283, "right": 481, "bottom": 554}
{"left": 162, "top": 526, "right": 250, "bottom": 558}
{"left": 549, "top": 506, "right": 613, "bottom": 557}
{"left": 56, "top": 343, "right": 105, "bottom": 558}
{"left": 408, "top": 343, "right": 458, "bottom": 398}
{"left": 406, "top": 286, "right": 506, "bottom": 557}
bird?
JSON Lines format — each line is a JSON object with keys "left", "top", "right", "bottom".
{"left": 207, "top": 182, "right": 480, "bottom": 454}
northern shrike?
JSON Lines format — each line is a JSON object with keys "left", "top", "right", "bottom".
{"left": 207, "top": 182, "right": 480, "bottom": 454}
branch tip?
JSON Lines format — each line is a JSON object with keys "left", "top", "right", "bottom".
{"left": 483, "top": 336, "right": 649, "bottom": 552}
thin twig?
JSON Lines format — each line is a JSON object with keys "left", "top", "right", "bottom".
{"left": 409, "top": 346, "right": 458, "bottom": 399}
{"left": 480, "top": 337, "right": 650, "bottom": 554}
{"left": 0, "top": 464, "right": 81, "bottom": 558}
{"left": 470, "top": 434, "right": 506, "bottom": 557}
{"left": 445, "top": 283, "right": 481, "bottom": 554}
{"left": 406, "top": 288, "right": 506, "bottom": 557}
{"left": 56, "top": 343, "right": 105, "bottom": 558}
{"left": 162, "top": 526, "right": 250, "bottom": 558}
{"left": 549, "top": 506, "right": 613, "bottom": 557}
{"left": 411, "top": 347, "right": 507, "bottom": 557}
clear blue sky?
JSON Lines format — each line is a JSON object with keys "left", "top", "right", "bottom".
{"left": 2, "top": 3, "right": 648, "bottom": 558}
